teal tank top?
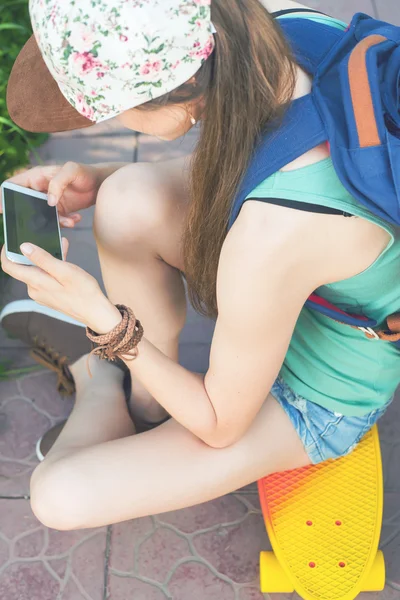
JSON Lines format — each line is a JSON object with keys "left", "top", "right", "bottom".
{"left": 247, "top": 158, "right": 400, "bottom": 416}
{"left": 245, "top": 14, "right": 400, "bottom": 416}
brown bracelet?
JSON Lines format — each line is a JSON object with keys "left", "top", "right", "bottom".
{"left": 86, "top": 304, "right": 144, "bottom": 372}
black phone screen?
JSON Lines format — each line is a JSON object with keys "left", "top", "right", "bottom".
{"left": 3, "top": 187, "right": 62, "bottom": 259}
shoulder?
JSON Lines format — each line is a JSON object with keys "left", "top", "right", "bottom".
{"left": 217, "top": 201, "right": 324, "bottom": 326}
{"left": 222, "top": 199, "right": 391, "bottom": 288}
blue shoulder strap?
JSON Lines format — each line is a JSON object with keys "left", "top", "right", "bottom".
{"left": 229, "top": 13, "right": 400, "bottom": 228}
{"left": 228, "top": 94, "right": 327, "bottom": 226}
{"left": 228, "top": 18, "right": 345, "bottom": 228}
{"left": 280, "top": 18, "right": 345, "bottom": 74}
{"left": 227, "top": 13, "right": 400, "bottom": 345}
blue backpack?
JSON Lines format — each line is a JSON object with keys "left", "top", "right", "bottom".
{"left": 229, "top": 12, "right": 400, "bottom": 348}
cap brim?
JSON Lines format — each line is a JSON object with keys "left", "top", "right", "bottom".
{"left": 7, "top": 35, "right": 94, "bottom": 133}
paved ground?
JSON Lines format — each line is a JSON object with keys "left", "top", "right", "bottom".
{"left": 1, "top": 0, "right": 400, "bottom": 598}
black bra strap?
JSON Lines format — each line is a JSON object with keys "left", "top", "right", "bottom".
{"left": 246, "top": 196, "right": 353, "bottom": 217}
{"left": 272, "top": 8, "right": 327, "bottom": 18}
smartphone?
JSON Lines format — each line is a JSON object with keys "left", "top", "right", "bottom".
{"left": 1, "top": 181, "right": 63, "bottom": 266}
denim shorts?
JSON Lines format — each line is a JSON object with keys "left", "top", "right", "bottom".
{"left": 271, "top": 376, "right": 391, "bottom": 465}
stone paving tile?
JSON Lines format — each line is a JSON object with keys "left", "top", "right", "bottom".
{"left": 168, "top": 562, "right": 236, "bottom": 600}
{"left": 72, "top": 205, "right": 95, "bottom": 231}
{"left": 0, "top": 378, "right": 19, "bottom": 404}
{"left": 0, "top": 348, "right": 37, "bottom": 373}
{"left": 0, "top": 277, "right": 28, "bottom": 313}
{"left": 382, "top": 491, "right": 400, "bottom": 588}
{"left": 241, "top": 590, "right": 296, "bottom": 600}
{"left": 107, "top": 496, "right": 266, "bottom": 598}
{"left": 0, "top": 461, "right": 34, "bottom": 498}
{"left": 63, "top": 227, "right": 105, "bottom": 291}
{"left": 33, "top": 132, "right": 138, "bottom": 167}
{"left": 374, "top": 0, "right": 400, "bottom": 24}
{"left": 0, "top": 371, "right": 72, "bottom": 496}
{"left": 109, "top": 517, "right": 155, "bottom": 573}
{"left": 0, "top": 561, "right": 61, "bottom": 600}
{"left": 193, "top": 512, "right": 269, "bottom": 586}
{"left": 0, "top": 499, "right": 107, "bottom": 600}
{"left": 59, "top": 577, "right": 89, "bottom": 600}
{"left": 0, "top": 397, "right": 50, "bottom": 461}
{"left": 359, "top": 589, "right": 400, "bottom": 599}
{"left": 19, "top": 372, "right": 74, "bottom": 422}
{"left": 137, "top": 129, "right": 199, "bottom": 163}
{"left": 158, "top": 496, "right": 248, "bottom": 534}
{"left": 239, "top": 588, "right": 267, "bottom": 600}
{"left": 180, "top": 300, "right": 215, "bottom": 346}
{"left": 179, "top": 341, "right": 211, "bottom": 374}
{"left": 305, "top": 0, "right": 376, "bottom": 21}
{"left": 54, "top": 117, "right": 127, "bottom": 139}
{"left": 108, "top": 574, "right": 167, "bottom": 599}
{"left": 138, "top": 528, "right": 191, "bottom": 583}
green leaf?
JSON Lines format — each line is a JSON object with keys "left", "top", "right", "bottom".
{"left": 0, "top": 23, "right": 28, "bottom": 32}
{"left": 150, "top": 43, "right": 165, "bottom": 54}
{"left": 0, "top": 117, "right": 44, "bottom": 166}
{"left": 0, "top": 364, "right": 43, "bottom": 380}
{"left": 63, "top": 44, "right": 73, "bottom": 61}
{"left": 0, "top": 0, "right": 30, "bottom": 12}
{"left": 134, "top": 81, "right": 162, "bottom": 89}
{"left": 0, "top": 1, "right": 50, "bottom": 375}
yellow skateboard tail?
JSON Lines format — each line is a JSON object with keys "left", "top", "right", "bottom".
{"left": 258, "top": 426, "right": 384, "bottom": 600}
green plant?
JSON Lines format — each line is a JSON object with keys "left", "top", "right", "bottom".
{"left": 0, "top": 0, "right": 48, "bottom": 245}
{"left": 0, "top": 0, "right": 47, "bottom": 378}
{"left": 0, "top": 360, "right": 40, "bottom": 380}
{"left": 0, "top": 0, "right": 48, "bottom": 183}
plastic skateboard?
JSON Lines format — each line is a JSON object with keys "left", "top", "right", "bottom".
{"left": 258, "top": 425, "right": 385, "bottom": 600}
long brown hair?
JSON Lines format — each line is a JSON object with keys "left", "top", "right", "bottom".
{"left": 139, "top": 0, "right": 296, "bottom": 318}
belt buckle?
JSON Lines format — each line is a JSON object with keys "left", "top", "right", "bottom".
{"left": 358, "top": 326, "right": 379, "bottom": 339}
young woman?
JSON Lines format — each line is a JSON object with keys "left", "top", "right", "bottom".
{"left": 0, "top": 0, "right": 398, "bottom": 531}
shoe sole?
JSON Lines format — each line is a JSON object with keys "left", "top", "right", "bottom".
{"left": 0, "top": 299, "right": 91, "bottom": 364}
{"left": 0, "top": 300, "right": 86, "bottom": 328}
{"left": 35, "top": 435, "right": 46, "bottom": 462}
{"left": 36, "top": 421, "right": 68, "bottom": 462}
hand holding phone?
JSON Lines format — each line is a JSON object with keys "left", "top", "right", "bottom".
{"left": 0, "top": 238, "right": 121, "bottom": 334}
{"left": 0, "top": 162, "right": 102, "bottom": 228}
{"left": 1, "top": 182, "right": 63, "bottom": 265}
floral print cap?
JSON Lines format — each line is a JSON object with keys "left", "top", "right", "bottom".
{"left": 29, "top": 0, "right": 215, "bottom": 123}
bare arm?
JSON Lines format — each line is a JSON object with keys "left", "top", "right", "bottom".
{"left": 5, "top": 191, "right": 387, "bottom": 448}
{"left": 118, "top": 202, "right": 331, "bottom": 448}
{"left": 3, "top": 161, "right": 131, "bottom": 225}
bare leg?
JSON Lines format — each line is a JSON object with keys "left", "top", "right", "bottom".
{"left": 30, "top": 353, "right": 310, "bottom": 531}
{"left": 39, "top": 354, "right": 136, "bottom": 461}
{"left": 94, "top": 158, "right": 190, "bottom": 424}
{"left": 29, "top": 155, "right": 309, "bottom": 533}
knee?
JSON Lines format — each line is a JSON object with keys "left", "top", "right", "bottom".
{"left": 94, "top": 162, "right": 173, "bottom": 253}
{"left": 30, "top": 463, "right": 89, "bottom": 531}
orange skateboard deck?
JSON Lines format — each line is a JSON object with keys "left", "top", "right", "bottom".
{"left": 258, "top": 425, "right": 385, "bottom": 600}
